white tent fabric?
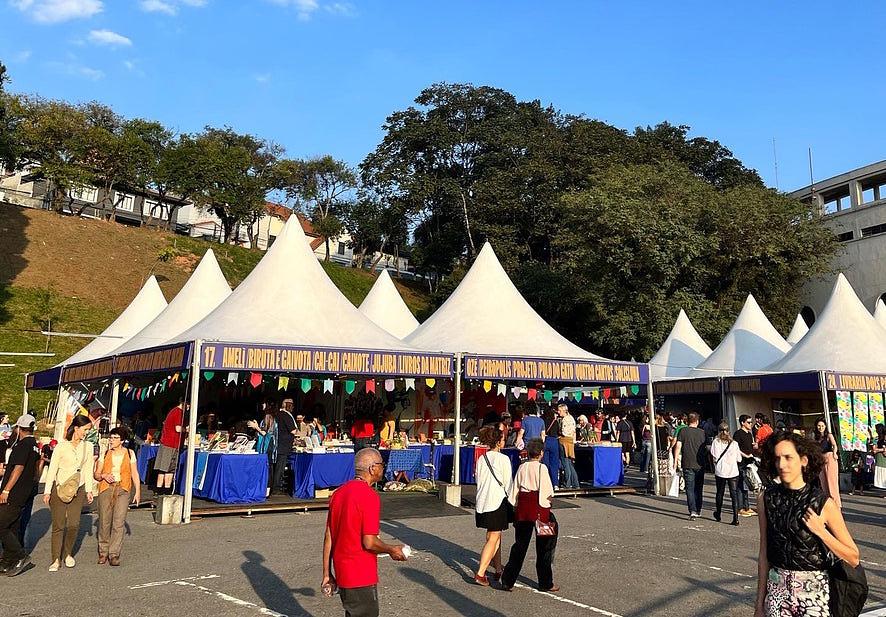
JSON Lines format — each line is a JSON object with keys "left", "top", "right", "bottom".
{"left": 692, "top": 294, "right": 790, "bottom": 377}
{"left": 59, "top": 276, "right": 167, "bottom": 366}
{"left": 649, "top": 309, "right": 712, "bottom": 379}
{"left": 171, "top": 216, "right": 420, "bottom": 350}
{"left": 786, "top": 314, "right": 810, "bottom": 345}
{"left": 768, "top": 274, "right": 886, "bottom": 373}
{"left": 874, "top": 299, "right": 886, "bottom": 330}
{"left": 358, "top": 270, "right": 420, "bottom": 339}
{"left": 112, "top": 249, "right": 231, "bottom": 355}
{"left": 406, "top": 242, "right": 605, "bottom": 359}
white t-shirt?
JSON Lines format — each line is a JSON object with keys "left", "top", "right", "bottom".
{"left": 475, "top": 450, "right": 514, "bottom": 513}
{"left": 710, "top": 438, "right": 741, "bottom": 479}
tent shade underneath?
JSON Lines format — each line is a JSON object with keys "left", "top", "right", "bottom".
{"left": 825, "top": 371, "right": 886, "bottom": 392}
{"left": 115, "top": 342, "right": 193, "bottom": 377}
{"left": 464, "top": 354, "right": 649, "bottom": 384}
{"left": 26, "top": 366, "right": 63, "bottom": 390}
{"left": 199, "top": 342, "right": 454, "bottom": 378}
{"left": 724, "top": 372, "right": 820, "bottom": 394}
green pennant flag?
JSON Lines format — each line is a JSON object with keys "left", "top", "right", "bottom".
{"left": 630, "top": 385, "right": 640, "bottom": 396}
{"left": 543, "top": 390, "right": 553, "bottom": 402}
{"left": 300, "top": 378, "right": 311, "bottom": 393}
{"left": 203, "top": 371, "right": 215, "bottom": 381}
{"left": 181, "top": 371, "right": 189, "bottom": 380}
{"left": 344, "top": 380, "right": 356, "bottom": 395}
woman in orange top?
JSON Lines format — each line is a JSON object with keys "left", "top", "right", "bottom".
{"left": 94, "top": 427, "right": 140, "bottom": 566}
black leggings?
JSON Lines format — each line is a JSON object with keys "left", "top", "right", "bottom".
{"left": 714, "top": 476, "right": 739, "bottom": 522}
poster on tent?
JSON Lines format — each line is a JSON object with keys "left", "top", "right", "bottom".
{"left": 852, "top": 392, "right": 870, "bottom": 451}
{"left": 869, "top": 393, "right": 885, "bottom": 431}
{"left": 835, "top": 391, "right": 853, "bottom": 450}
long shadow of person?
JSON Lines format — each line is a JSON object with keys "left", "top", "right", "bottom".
{"left": 24, "top": 507, "right": 51, "bottom": 553}
{"left": 71, "top": 510, "right": 97, "bottom": 557}
{"left": 240, "top": 550, "right": 315, "bottom": 616}
{"left": 400, "top": 567, "right": 509, "bottom": 617}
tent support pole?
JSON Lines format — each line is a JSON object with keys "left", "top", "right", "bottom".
{"left": 453, "top": 353, "right": 462, "bottom": 486}
{"left": 647, "top": 370, "right": 661, "bottom": 495}
{"left": 818, "top": 372, "right": 834, "bottom": 436}
{"left": 22, "top": 375, "right": 29, "bottom": 415}
{"left": 109, "top": 379, "right": 120, "bottom": 428}
{"left": 183, "top": 340, "right": 202, "bottom": 524}
{"left": 54, "top": 385, "right": 66, "bottom": 440}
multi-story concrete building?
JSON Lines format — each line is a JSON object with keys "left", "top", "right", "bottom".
{"left": 791, "top": 160, "right": 886, "bottom": 324}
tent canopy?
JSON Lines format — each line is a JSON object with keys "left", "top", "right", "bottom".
{"left": 112, "top": 249, "right": 231, "bottom": 355}
{"left": 768, "top": 274, "right": 886, "bottom": 374}
{"left": 406, "top": 242, "right": 603, "bottom": 359}
{"left": 786, "top": 314, "right": 810, "bottom": 345}
{"left": 875, "top": 299, "right": 886, "bottom": 330}
{"left": 692, "top": 294, "right": 790, "bottom": 377}
{"left": 358, "top": 270, "right": 420, "bottom": 339}
{"left": 171, "top": 215, "right": 426, "bottom": 352}
{"left": 59, "top": 276, "right": 167, "bottom": 367}
{"left": 649, "top": 309, "right": 712, "bottom": 379}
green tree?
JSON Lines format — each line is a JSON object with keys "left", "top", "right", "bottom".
{"left": 343, "top": 191, "right": 409, "bottom": 271}
{"left": 123, "top": 119, "right": 178, "bottom": 228}
{"left": 0, "top": 62, "right": 16, "bottom": 170}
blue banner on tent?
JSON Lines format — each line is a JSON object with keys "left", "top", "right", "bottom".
{"left": 26, "top": 366, "right": 63, "bottom": 390}
{"left": 824, "top": 371, "right": 886, "bottom": 392}
{"left": 725, "top": 372, "right": 820, "bottom": 393}
{"left": 464, "top": 354, "right": 649, "bottom": 385}
{"left": 199, "top": 342, "right": 454, "bottom": 378}
{"left": 654, "top": 378, "right": 721, "bottom": 395}
{"left": 62, "top": 358, "right": 115, "bottom": 384}
{"left": 115, "top": 343, "right": 193, "bottom": 376}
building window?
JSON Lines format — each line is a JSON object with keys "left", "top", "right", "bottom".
{"left": 823, "top": 199, "right": 838, "bottom": 214}
{"left": 836, "top": 231, "right": 854, "bottom": 242}
{"left": 337, "top": 242, "right": 346, "bottom": 256}
{"left": 115, "top": 192, "right": 135, "bottom": 212}
{"left": 69, "top": 184, "right": 98, "bottom": 203}
{"left": 800, "top": 306, "right": 816, "bottom": 327}
{"left": 862, "top": 188, "right": 875, "bottom": 204}
{"left": 144, "top": 199, "right": 167, "bottom": 218}
{"left": 861, "top": 223, "right": 886, "bottom": 238}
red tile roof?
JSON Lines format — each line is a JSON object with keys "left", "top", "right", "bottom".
{"left": 264, "top": 202, "right": 324, "bottom": 250}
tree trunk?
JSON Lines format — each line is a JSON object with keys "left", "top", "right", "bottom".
{"left": 324, "top": 237, "right": 330, "bottom": 261}
{"left": 369, "top": 237, "right": 388, "bottom": 272}
{"left": 395, "top": 244, "right": 400, "bottom": 277}
{"left": 460, "top": 191, "right": 476, "bottom": 257}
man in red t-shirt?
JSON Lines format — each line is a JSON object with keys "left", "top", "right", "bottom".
{"left": 754, "top": 413, "right": 774, "bottom": 449}
{"left": 155, "top": 400, "right": 187, "bottom": 494}
{"left": 322, "top": 448, "right": 405, "bottom": 616}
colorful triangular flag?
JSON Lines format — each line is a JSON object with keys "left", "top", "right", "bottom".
{"left": 573, "top": 390, "right": 583, "bottom": 402}
{"left": 384, "top": 379, "right": 395, "bottom": 392}
{"left": 405, "top": 378, "right": 415, "bottom": 391}
{"left": 557, "top": 390, "right": 566, "bottom": 401}
{"left": 619, "top": 386, "right": 627, "bottom": 397}
{"left": 630, "top": 385, "right": 640, "bottom": 395}
{"left": 366, "top": 379, "right": 376, "bottom": 394}
{"left": 483, "top": 380, "right": 492, "bottom": 393}
{"left": 511, "top": 386, "right": 523, "bottom": 399}
{"left": 527, "top": 388, "right": 537, "bottom": 401}
{"left": 323, "top": 379, "right": 333, "bottom": 394}
{"left": 300, "top": 378, "right": 311, "bottom": 393}
{"left": 250, "top": 372, "right": 263, "bottom": 388}
{"left": 543, "top": 390, "right": 553, "bottom": 402}
{"left": 278, "top": 376, "right": 289, "bottom": 391}
{"left": 344, "top": 380, "right": 356, "bottom": 395}
{"left": 227, "top": 372, "right": 239, "bottom": 385}
{"left": 202, "top": 371, "right": 214, "bottom": 381}
{"left": 496, "top": 383, "right": 506, "bottom": 397}
{"left": 425, "top": 378, "right": 436, "bottom": 388}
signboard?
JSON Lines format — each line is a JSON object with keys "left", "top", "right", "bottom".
{"left": 463, "top": 354, "right": 648, "bottom": 384}
{"left": 62, "top": 358, "right": 114, "bottom": 384}
{"left": 724, "top": 372, "right": 820, "bottom": 393}
{"left": 654, "top": 378, "right": 720, "bottom": 395}
{"left": 824, "top": 371, "right": 886, "bottom": 392}
{"left": 199, "top": 343, "right": 454, "bottom": 378}
{"left": 25, "top": 366, "right": 62, "bottom": 390}
{"left": 115, "top": 343, "right": 192, "bottom": 376}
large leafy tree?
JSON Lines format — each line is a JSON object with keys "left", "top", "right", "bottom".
{"left": 0, "top": 62, "right": 16, "bottom": 170}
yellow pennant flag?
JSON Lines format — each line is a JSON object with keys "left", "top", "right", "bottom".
{"left": 278, "top": 376, "right": 289, "bottom": 391}
{"left": 425, "top": 378, "right": 436, "bottom": 388}
{"left": 483, "top": 380, "right": 492, "bottom": 393}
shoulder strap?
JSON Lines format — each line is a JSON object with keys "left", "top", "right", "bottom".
{"left": 715, "top": 441, "right": 733, "bottom": 465}
{"left": 482, "top": 453, "right": 504, "bottom": 490}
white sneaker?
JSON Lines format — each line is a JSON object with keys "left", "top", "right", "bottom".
{"left": 65, "top": 555, "right": 76, "bottom": 568}
{"left": 48, "top": 560, "right": 60, "bottom": 572}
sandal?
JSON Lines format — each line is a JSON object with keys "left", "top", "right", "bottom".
{"left": 474, "top": 574, "right": 490, "bottom": 587}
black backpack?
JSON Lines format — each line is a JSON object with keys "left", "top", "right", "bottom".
{"left": 828, "top": 559, "right": 868, "bottom": 617}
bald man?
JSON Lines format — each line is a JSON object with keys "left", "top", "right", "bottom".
{"left": 322, "top": 448, "right": 406, "bottom": 617}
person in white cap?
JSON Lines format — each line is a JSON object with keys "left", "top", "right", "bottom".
{"left": 0, "top": 414, "right": 40, "bottom": 576}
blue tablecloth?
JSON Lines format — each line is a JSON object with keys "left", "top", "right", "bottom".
{"left": 289, "top": 452, "right": 355, "bottom": 499}
{"left": 575, "top": 446, "right": 624, "bottom": 487}
{"left": 501, "top": 448, "right": 523, "bottom": 476}
{"left": 175, "top": 452, "right": 268, "bottom": 504}
{"left": 136, "top": 445, "right": 159, "bottom": 481}
{"left": 434, "top": 445, "right": 479, "bottom": 484}
{"left": 382, "top": 448, "right": 423, "bottom": 481}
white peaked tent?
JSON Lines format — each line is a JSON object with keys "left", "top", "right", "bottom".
{"left": 649, "top": 309, "right": 712, "bottom": 379}
{"left": 874, "top": 299, "right": 886, "bottom": 330}
{"left": 786, "top": 314, "right": 810, "bottom": 345}
{"left": 692, "top": 294, "right": 790, "bottom": 377}
{"left": 406, "top": 242, "right": 604, "bottom": 359}
{"left": 767, "top": 274, "right": 886, "bottom": 374}
{"left": 358, "top": 270, "right": 420, "bottom": 339}
{"left": 171, "top": 215, "right": 418, "bottom": 350}
{"left": 111, "top": 249, "right": 231, "bottom": 355}
{"left": 60, "top": 276, "right": 167, "bottom": 366}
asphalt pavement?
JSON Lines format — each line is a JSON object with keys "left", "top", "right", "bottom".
{"left": 1, "top": 477, "right": 883, "bottom": 617}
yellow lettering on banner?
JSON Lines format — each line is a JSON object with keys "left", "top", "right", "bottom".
{"left": 223, "top": 346, "right": 245, "bottom": 369}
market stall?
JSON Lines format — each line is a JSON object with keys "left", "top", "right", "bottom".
{"left": 177, "top": 450, "right": 268, "bottom": 504}
{"left": 289, "top": 451, "right": 355, "bottom": 500}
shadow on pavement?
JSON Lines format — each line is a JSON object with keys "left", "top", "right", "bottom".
{"left": 400, "top": 567, "right": 509, "bottom": 617}
{"left": 240, "top": 550, "right": 315, "bottom": 616}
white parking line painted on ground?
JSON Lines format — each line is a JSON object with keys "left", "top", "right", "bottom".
{"left": 512, "top": 583, "right": 624, "bottom": 616}
{"left": 860, "top": 607, "right": 886, "bottom": 617}
{"left": 129, "top": 574, "right": 220, "bottom": 589}
{"left": 173, "top": 580, "right": 290, "bottom": 617}
{"left": 668, "top": 556, "right": 754, "bottom": 579}
{"left": 861, "top": 559, "right": 882, "bottom": 568}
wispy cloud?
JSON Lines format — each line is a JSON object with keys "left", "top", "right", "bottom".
{"left": 10, "top": 0, "right": 103, "bottom": 24}
{"left": 48, "top": 60, "right": 104, "bottom": 80}
{"left": 13, "top": 50, "right": 33, "bottom": 63}
{"left": 139, "top": 0, "right": 206, "bottom": 15}
{"left": 88, "top": 29, "right": 132, "bottom": 47}
{"left": 268, "top": 0, "right": 318, "bottom": 21}
{"left": 254, "top": 73, "right": 271, "bottom": 84}
{"left": 325, "top": 2, "right": 355, "bottom": 17}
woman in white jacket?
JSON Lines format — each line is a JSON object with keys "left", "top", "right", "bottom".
{"left": 473, "top": 425, "right": 514, "bottom": 586}
{"left": 709, "top": 422, "right": 742, "bottom": 526}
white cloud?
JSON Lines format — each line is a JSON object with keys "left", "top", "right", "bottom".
{"left": 88, "top": 29, "right": 132, "bottom": 46}
{"left": 254, "top": 73, "right": 271, "bottom": 84}
{"left": 140, "top": 0, "right": 176, "bottom": 15}
{"left": 123, "top": 60, "right": 135, "bottom": 70}
{"left": 11, "top": 0, "right": 103, "bottom": 24}
{"left": 13, "top": 50, "right": 33, "bottom": 63}
{"left": 179, "top": 0, "right": 206, "bottom": 6}
{"left": 324, "top": 2, "right": 355, "bottom": 17}
{"left": 48, "top": 60, "right": 104, "bottom": 80}
{"left": 268, "top": 0, "right": 319, "bottom": 21}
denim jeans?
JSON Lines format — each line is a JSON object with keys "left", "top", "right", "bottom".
{"left": 559, "top": 443, "right": 579, "bottom": 488}
{"left": 736, "top": 471, "right": 750, "bottom": 511}
{"left": 682, "top": 468, "right": 705, "bottom": 515}
{"left": 639, "top": 441, "right": 652, "bottom": 474}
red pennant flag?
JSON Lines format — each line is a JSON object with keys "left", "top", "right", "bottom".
{"left": 602, "top": 388, "right": 611, "bottom": 399}
{"left": 527, "top": 388, "right": 537, "bottom": 401}
{"left": 249, "top": 372, "right": 263, "bottom": 388}
{"left": 366, "top": 380, "right": 376, "bottom": 394}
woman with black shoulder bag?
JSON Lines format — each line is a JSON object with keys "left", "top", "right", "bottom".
{"left": 501, "top": 438, "right": 559, "bottom": 593}
{"left": 43, "top": 415, "right": 94, "bottom": 572}
{"left": 473, "top": 426, "right": 513, "bottom": 587}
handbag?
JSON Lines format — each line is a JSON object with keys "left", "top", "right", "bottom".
{"left": 56, "top": 472, "right": 81, "bottom": 503}
{"left": 534, "top": 465, "right": 556, "bottom": 536}
{"left": 828, "top": 558, "right": 868, "bottom": 617}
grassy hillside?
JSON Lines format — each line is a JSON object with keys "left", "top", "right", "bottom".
{"left": 0, "top": 205, "right": 429, "bottom": 417}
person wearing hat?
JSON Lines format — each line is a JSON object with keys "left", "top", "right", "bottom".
{"left": 0, "top": 414, "right": 40, "bottom": 576}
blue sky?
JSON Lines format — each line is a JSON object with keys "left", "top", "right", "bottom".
{"left": 1, "top": 1, "right": 884, "bottom": 191}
